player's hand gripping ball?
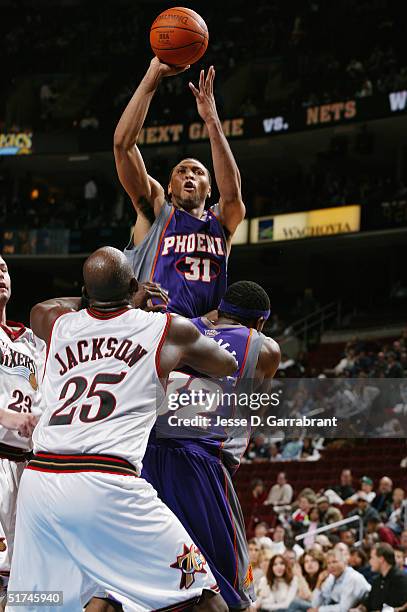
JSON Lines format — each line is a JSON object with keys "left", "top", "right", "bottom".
{"left": 150, "top": 7, "right": 208, "bottom": 67}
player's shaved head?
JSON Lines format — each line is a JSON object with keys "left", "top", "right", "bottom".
{"left": 83, "top": 247, "right": 136, "bottom": 303}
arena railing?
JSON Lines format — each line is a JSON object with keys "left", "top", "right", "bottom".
{"left": 294, "top": 514, "right": 364, "bottom": 546}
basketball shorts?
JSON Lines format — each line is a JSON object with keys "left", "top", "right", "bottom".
{"left": 142, "top": 443, "right": 255, "bottom": 610}
{"left": 0, "top": 458, "right": 25, "bottom": 595}
{"left": 8, "top": 465, "right": 219, "bottom": 612}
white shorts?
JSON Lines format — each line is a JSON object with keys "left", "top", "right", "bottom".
{"left": 8, "top": 469, "right": 219, "bottom": 612}
{"left": 0, "top": 459, "right": 25, "bottom": 593}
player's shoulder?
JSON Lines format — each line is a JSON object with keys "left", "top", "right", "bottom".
{"left": 258, "top": 335, "right": 281, "bottom": 371}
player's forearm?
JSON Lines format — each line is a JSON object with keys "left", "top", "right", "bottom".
{"left": 206, "top": 117, "right": 242, "bottom": 201}
{"left": 114, "top": 66, "right": 162, "bottom": 149}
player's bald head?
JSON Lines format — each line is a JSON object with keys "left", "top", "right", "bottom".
{"left": 83, "top": 247, "right": 136, "bottom": 303}
{"left": 0, "top": 254, "right": 11, "bottom": 307}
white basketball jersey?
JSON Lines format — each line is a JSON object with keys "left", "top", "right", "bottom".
{"left": 0, "top": 323, "right": 45, "bottom": 450}
{"left": 34, "top": 308, "right": 169, "bottom": 472}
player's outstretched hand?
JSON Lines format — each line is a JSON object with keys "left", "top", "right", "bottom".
{"left": 188, "top": 66, "right": 217, "bottom": 123}
{"left": 0, "top": 411, "right": 39, "bottom": 438}
{"left": 133, "top": 281, "right": 169, "bottom": 311}
{"left": 150, "top": 56, "right": 190, "bottom": 78}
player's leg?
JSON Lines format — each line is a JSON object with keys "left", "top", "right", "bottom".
{"left": 85, "top": 596, "right": 123, "bottom": 612}
{"left": 52, "top": 472, "right": 225, "bottom": 611}
{"left": 142, "top": 444, "right": 253, "bottom": 611}
{"left": 8, "top": 469, "right": 98, "bottom": 612}
{"left": 0, "top": 459, "right": 24, "bottom": 610}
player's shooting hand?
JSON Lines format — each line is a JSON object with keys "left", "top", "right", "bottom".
{"left": 150, "top": 56, "right": 190, "bottom": 78}
{"left": 189, "top": 66, "right": 218, "bottom": 123}
{"left": 0, "top": 411, "right": 38, "bottom": 438}
{"left": 133, "top": 281, "right": 169, "bottom": 311}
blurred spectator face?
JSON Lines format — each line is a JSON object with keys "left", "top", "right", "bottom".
{"left": 400, "top": 531, "right": 407, "bottom": 549}
{"left": 334, "top": 542, "right": 350, "bottom": 563}
{"left": 248, "top": 541, "right": 260, "bottom": 564}
{"left": 366, "top": 519, "right": 379, "bottom": 533}
{"left": 254, "top": 434, "right": 265, "bottom": 448}
{"left": 350, "top": 550, "right": 364, "bottom": 568}
{"left": 272, "top": 555, "right": 288, "bottom": 577}
{"left": 315, "top": 535, "right": 332, "bottom": 551}
{"left": 379, "top": 477, "right": 393, "bottom": 494}
{"left": 252, "top": 479, "right": 265, "bottom": 496}
{"left": 369, "top": 548, "right": 381, "bottom": 573}
{"left": 317, "top": 498, "right": 329, "bottom": 513}
{"left": 392, "top": 488, "right": 405, "bottom": 505}
{"left": 395, "top": 549, "right": 405, "bottom": 570}
{"left": 283, "top": 550, "right": 296, "bottom": 568}
{"left": 327, "top": 551, "right": 347, "bottom": 577}
{"left": 341, "top": 469, "right": 352, "bottom": 485}
{"left": 273, "top": 525, "right": 285, "bottom": 543}
{"left": 309, "top": 507, "right": 320, "bottom": 522}
{"left": 360, "top": 477, "right": 374, "bottom": 493}
{"left": 303, "top": 553, "right": 320, "bottom": 576}
{"left": 269, "top": 444, "right": 280, "bottom": 458}
{"left": 254, "top": 522, "right": 269, "bottom": 538}
{"left": 340, "top": 530, "right": 355, "bottom": 547}
{"left": 277, "top": 472, "right": 286, "bottom": 486}
{"left": 299, "top": 496, "right": 311, "bottom": 512}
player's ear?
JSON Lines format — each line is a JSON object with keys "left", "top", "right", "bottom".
{"left": 256, "top": 317, "right": 265, "bottom": 332}
{"left": 129, "top": 277, "right": 138, "bottom": 297}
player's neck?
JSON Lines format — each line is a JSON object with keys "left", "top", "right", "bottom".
{"left": 88, "top": 300, "right": 132, "bottom": 313}
{"left": 0, "top": 304, "right": 6, "bottom": 326}
{"left": 174, "top": 200, "right": 206, "bottom": 219}
{"left": 216, "top": 315, "right": 243, "bottom": 327}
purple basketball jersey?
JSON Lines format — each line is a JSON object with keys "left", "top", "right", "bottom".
{"left": 124, "top": 202, "right": 228, "bottom": 318}
{"left": 153, "top": 317, "right": 264, "bottom": 469}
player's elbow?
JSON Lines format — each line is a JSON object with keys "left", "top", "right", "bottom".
{"left": 218, "top": 351, "right": 238, "bottom": 377}
{"left": 113, "top": 129, "right": 134, "bottom": 152}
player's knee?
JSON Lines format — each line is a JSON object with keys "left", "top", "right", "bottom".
{"left": 194, "top": 590, "right": 228, "bottom": 612}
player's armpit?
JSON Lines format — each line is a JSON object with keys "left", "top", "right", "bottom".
{"left": 218, "top": 196, "right": 246, "bottom": 238}
{"left": 161, "top": 315, "right": 237, "bottom": 378}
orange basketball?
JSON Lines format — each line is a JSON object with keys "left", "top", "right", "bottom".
{"left": 150, "top": 7, "right": 208, "bottom": 67}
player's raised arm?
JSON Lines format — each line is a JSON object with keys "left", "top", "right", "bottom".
{"left": 30, "top": 297, "right": 81, "bottom": 346}
{"left": 113, "top": 59, "right": 189, "bottom": 225}
{"left": 160, "top": 315, "right": 237, "bottom": 379}
{"left": 189, "top": 66, "right": 245, "bottom": 240}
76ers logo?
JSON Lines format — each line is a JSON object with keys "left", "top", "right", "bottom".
{"left": 170, "top": 544, "right": 207, "bottom": 589}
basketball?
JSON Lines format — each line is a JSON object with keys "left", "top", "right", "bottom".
{"left": 150, "top": 7, "right": 208, "bottom": 67}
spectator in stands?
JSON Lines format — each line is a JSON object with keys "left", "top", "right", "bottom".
{"left": 334, "top": 542, "right": 351, "bottom": 563}
{"left": 334, "top": 348, "right": 357, "bottom": 375}
{"left": 255, "top": 521, "right": 273, "bottom": 548}
{"left": 330, "top": 468, "right": 355, "bottom": 502}
{"left": 400, "top": 530, "right": 407, "bottom": 551}
{"left": 316, "top": 496, "right": 344, "bottom": 525}
{"left": 310, "top": 547, "right": 371, "bottom": 611}
{"left": 281, "top": 439, "right": 303, "bottom": 461}
{"left": 299, "top": 438, "right": 321, "bottom": 461}
{"left": 252, "top": 478, "right": 268, "bottom": 507}
{"left": 255, "top": 554, "right": 299, "bottom": 611}
{"left": 247, "top": 434, "right": 270, "bottom": 461}
{"left": 268, "top": 443, "right": 283, "bottom": 462}
{"left": 346, "top": 476, "right": 376, "bottom": 504}
{"left": 386, "top": 352, "right": 404, "bottom": 378}
{"left": 372, "top": 476, "right": 393, "bottom": 516}
{"left": 349, "top": 547, "right": 377, "bottom": 584}
{"left": 350, "top": 543, "right": 407, "bottom": 611}
{"left": 303, "top": 507, "right": 323, "bottom": 548}
{"left": 264, "top": 472, "right": 294, "bottom": 514}
{"left": 79, "top": 109, "right": 99, "bottom": 130}
{"left": 349, "top": 492, "right": 381, "bottom": 527}
{"left": 269, "top": 525, "right": 286, "bottom": 556}
{"left": 394, "top": 546, "right": 407, "bottom": 574}
{"left": 287, "top": 549, "right": 327, "bottom": 611}
{"left": 291, "top": 497, "right": 311, "bottom": 534}
{"left": 248, "top": 538, "right": 265, "bottom": 584}
{"left": 339, "top": 528, "right": 356, "bottom": 548}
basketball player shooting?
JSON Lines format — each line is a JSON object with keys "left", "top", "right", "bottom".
{"left": 114, "top": 58, "right": 245, "bottom": 318}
